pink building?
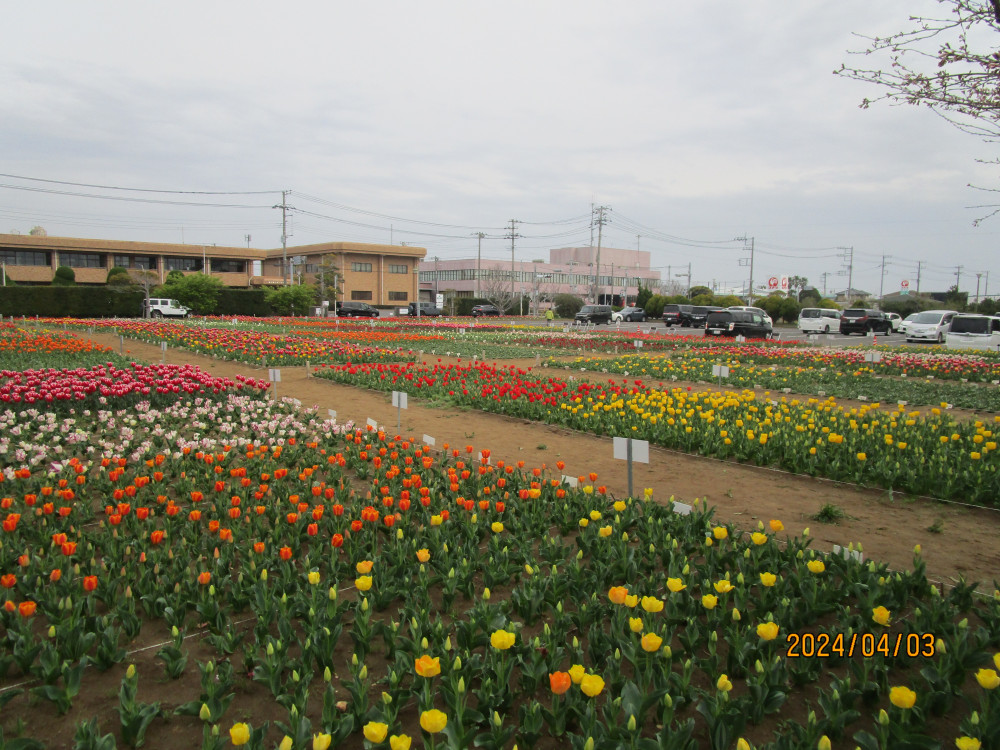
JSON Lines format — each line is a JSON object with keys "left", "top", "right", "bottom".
{"left": 418, "top": 246, "right": 661, "bottom": 309}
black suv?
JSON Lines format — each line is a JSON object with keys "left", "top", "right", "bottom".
{"left": 705, "top": 309, "right": 772, "bottom": 339}
{"left": 336, "top": 302, "right": 379, "bottom": 318}
{"left": 407, "top": 302, "right": 443, "bottom": 317}
{"left": 840, "top": 308, "right": 891, "bottom": 335}
{"left": 574, "top": 304, "right": 613, "bottom": 325}
{"left": 471, "top": 304, "right": 501, "bottom": 317}
{"left": 689, "top": 305, "right": 723, "bottom": 328}
{"left": 662, "top": 304, "right": 693, "bottom": 328}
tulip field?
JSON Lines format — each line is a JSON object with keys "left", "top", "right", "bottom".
{"left": 1, "top": 320, "right": 999, "bottom": 749}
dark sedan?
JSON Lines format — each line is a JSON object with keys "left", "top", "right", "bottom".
{"left": 471, "top": 304, "right": 501, "bottom": 317}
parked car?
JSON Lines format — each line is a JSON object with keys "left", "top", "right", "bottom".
{"left": 146, "top": 298, "right": 190, "bottom": 318}
{"left": 839, "top": 308, "right": 892, "bottom": 335}
{"left": 662, "top": 304, "right": 692, "bottom": 328}
{"left": 407, "top": 302, "right": 444, "bottom": 317}
{"left": 945, "top": 314, "right": 1000, "bottom": 351}
{"left": 612, "top": 306, "right": 646, "bottom": 323}
{"left": 905, "top": 309, "right": 958, "bottom": 344}
{"left": 705, "top": 309, "right": 773, "bottom": 339}
{"left": 899, "top": 312, "right": 919, "bottom": 336}
{"left": 885, "top": 312, "right": 902, "bottom": 332}
{"left": 688, "top": 305, "right": 723, "bottom": 328}
{"left": 574, "top": 304, "right": 613, "bottom": 325}
{"left": 471, "top": 304, "right": 501, "bottom": 317}
{"left": 727, "top": 306, "right": 774, "bottom": 326}
{"left": 798, "top": 307, "right": 841, "bottom": 334}
{"left": 336, "top": 301, "right": 380, "bottom": 318}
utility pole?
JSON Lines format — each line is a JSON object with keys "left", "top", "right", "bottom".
{"left": 272, "top": 190, "right": 292, "bottom": 286}
{"left": 820, "top": 271, "right": 830, "bottom": 297}
{"left": 244, "top": 234, "right": 252, "bottom": 248}
{"left": 915, "top": 261, "right": 923, "bottom": 294}
{"left": 879, "top": 254, "right": 890, "bottom": 303}
{"left": 593, "top": 205, "right": 609, "bottom": 303}
{"left": 736, "top": 235, "right": 755, "bottom": 304}
{"left": 955, "top": 265, "right": 963, "bottom": 292}
{"left": 506, "top": 220, "right": 520, "bottom": 312}
{"left": 838, "top": 246, "right": 854, "bottom": 304}
{"left": 474, "top": 232, "right": 485, "bottom": 298}
{"left": 976, "top": 272, "right": 983, "bottom": 305}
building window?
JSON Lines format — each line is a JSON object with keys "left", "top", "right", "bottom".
{"left": 60, "top": 252, "right": 106, "bottom": 268}
{"left": 112, "top": 254, "right": 156, "bottom": 270}
{"left": 164, "top": 257, "right": 204, "bottom": 272}
{"left": 0, "top": 250, "right": 51, "bottom": 267}
{"left": 419, "top": 271, "right": 433, "bottom": 282}
{"left": 210, "top": 259, "right": 247, "bottom": 273}
{"left": 388, "top": 264, "right": 408, "bottom": 274}
{"left": 388, "top": 291, "right": 408, "bottom": 301}
{"left": 351, "top": 290, "right": 373, "bottom": 300}
{"left": 351, "top": 262, "right": 373, "bottom": 272}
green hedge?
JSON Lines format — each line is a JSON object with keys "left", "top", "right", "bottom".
{"left": 0, "top": 287, "right": 144, "bottom": 318}
{"left": 216, "top": 288, "right": 270, "bottom": 316}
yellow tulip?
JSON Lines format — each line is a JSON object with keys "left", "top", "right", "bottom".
{"left": 975, "top": 668, "right": 1000, "bottom": 690}
{"left": 667, "top": 577, "right": 686, "bottom": 593}
{"left": 307, "top": 571, "right": 320, "bottom": 585}
{"left": 760, "top": 572, "right": 777, "bottom": 587}
{"left": 955, "top": 738, "right": 981, "bottom": 750}
{"left": 641, "top": 596, "right": 664, "bottom": 613}
{"left": 641, "top": 633, "right": 663, "bottom": 652}
{"left": 416, "top": 548, "right": 430, "bottom": 563}
{"left": 355, "top": 575, "right": 373, "bottom": 591}
{"left": 889, "top": 685, "right": 917, "bottom": 709}
{"left": 580, "top": 673, "right": 605, "bottom": 697}
{"left": 807, "top": 560, "right": 825, "bottom": 574}
{"left": 312, "top": 733, "right": 332, "bottom": 750}
{"left": 279, "top": 738, "right": 293, "bottom": 750}
{"left": 717, "top": 674, "right": 733, "bottom": 692}
{"left": 872, "top": 606, "right": 891, "bottom": 627}
{"left": 420, "top": 709, "right": 448, "bottom": 733}
{"left": 415, "top": 654, "right": 441, "bottom": 678}
{"left": 356, "top": 560, "right": 374, "bottom": 575}
{"left": 491, "top": 522, "right": 504, "bottom": 533}
{"left": 599, "top": 526, "right": 613, "bottom": 538}
{"left": 756, "top": 622, "right": 779, "bottom": 641}
{"left": 490, "top": 629, "right": 516, "bottom": 650}
{"left": 751, "top": 532, "right": 768, "bottom": 546}
{"left": 714, "top": 580, "right": 734, "bottom": 594}
{"left": 713, "top": 526, "right": 728, "bottom": 540}
{"left": 702, "top": 594, "right": 718, "bottom": 610}
{"left": 228, "top": 723, "right": 250, "bottom": 746}
{"left": 390, "top": 736, "right": 412, "bottom": 750}
{"left": 629, "top": 617, "right": 643, "bottom": 633}
{"left": 624, "top": 594, "right": 638, "bottom": 608}
{"left": 362, "top": 722, "right": 388, "bottom": 743}
{"left": 568, "top": 664, "right": 586, "bottom": 684}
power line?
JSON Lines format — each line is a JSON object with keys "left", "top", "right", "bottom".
{"left": 0, "top": 172, "right": 278, "bottom": 195}
{"left": 0, "top": 182, "right": 271, "bottom": 209}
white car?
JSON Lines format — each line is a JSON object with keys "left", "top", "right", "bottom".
{"left": 899, "top": 312, "right": 919, "bottom": 336}
{"left": 798, "top": 307, "right": 841, "bottom": 334}
{"left": 945, "top": 314, "right": 1000, "bottom": 351}
{"left": 727, "top": 306, "right": 773, "bottom": 326}
{"left": 906, "top": 310, "right": 958, "bottom": 344}
{"left": 885, "top": 312, "right": 902, "bottom": 332}
{"left": 146, "top": 298, "right": 191, "bottom": 318}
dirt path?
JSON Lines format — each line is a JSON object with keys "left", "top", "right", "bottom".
{"left": 93, "top": 333, "right": 1000, "bottom": 587}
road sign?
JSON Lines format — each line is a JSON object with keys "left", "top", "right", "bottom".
{"left": 767, "top": 276, "right": 779, "bottom": 290}
{"left": 780, "top": 275, "right": 790, "bottom": 292}
{"left": 901, "top": 279, "right": 910, "bottom": 289}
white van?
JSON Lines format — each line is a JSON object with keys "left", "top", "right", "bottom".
{"left": 146, "top": 298, "right": 190, "bottom": 318}
{"left": 798, "top": 308, "right": 842, "bottom": 334}
{"left": 945, "top": 314, "right": 1000, "bottom": 351}
{"left": 906, "top": 310, "right": 958, "bottom": 344}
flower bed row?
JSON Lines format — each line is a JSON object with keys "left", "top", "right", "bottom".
{"left": 314, "top": 361, "right": 1000, "bottom": 505}
{"left": 556, "top": 352, "right": 1000, "bottom": 411}
{"left": 0, "top": 392, "right": 998, "bottom": 749}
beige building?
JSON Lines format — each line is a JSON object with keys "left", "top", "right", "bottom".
{"left": 0, "top": 234, "right": 426, "bottom": 306}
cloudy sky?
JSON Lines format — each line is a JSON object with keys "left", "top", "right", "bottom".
{"left": 3, "top": 1, "right": 999, "bottom": 297}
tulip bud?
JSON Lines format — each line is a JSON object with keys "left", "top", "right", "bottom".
{"left": 627, "top": 715, "right": 637, "bottom": 731}
{"left": 807, "top": 710, "right": 816, "bottom": 726}
{"left": 359, "top": 665, "right": 367, "bottom": 680}
{"left": 211, "top": 724, "right": 219, "bottom": 737}
{"left": 421, "top": 637, "right": 429, "bottom": 650}
{"left": 126, "top": 664, "right": 136, "bottom": 679}
{"left": 959, "top": 618, "right": 968, "bottom": 629}
{"left": 737, "top": 573, "right": 744, "bottom": 585}
{"left": 200, "top": 703, "right": 212, "bottom": 721}
{"left": 324, "top": 667, "right": 332, "bottom": 682}
{"left": 458, "top": 676, "right": 466, "bottom": 694}
{"left": 261, "top": 569, "right": 268, "bottom": 581}
{"left": 292, "top": 670, "right": 300, "bottom": 683}
{"left": 397, "top": 528, "right": 404, "bottom": 539}
{"left": 47, "top": 625, "right": 56, "bottom": 638}
{"left": 267, "top": 643, "right": 275, "bottom": 656}
{"left": 935, "top": 639, "right": 946, "bottom": 654}
{"left": 483, "top": 588, "right": 491, "bottom": 600}
{"left": 817, "top": 736, "right": 831, "bottom": 750}
{"left": 732, "top": 608, "right": 741, "bottom": 621}
{"left": 682, "top": 563, "right": 689, "bottom": 575}
{"left": 744, "top": 548, "right": 751, "bottom": 559}
{"left": 663, "top": 645, "right": 672, "bottom": 659}
{"left": 971, "top": 711, "right": 980, "bottom": 726}
{"left": 584, "top": 739, "right": 594, "bottom": 750}
{"left": 493, "top": 711, "right": 502, "bottom": 728}
{"left": 328, "top": 586, "right": 336, "bottom": 601}
{"left": 878, "top": 709, "right": 889, "bottom": 726}
{"left": 382, "top": 692, "right": 392, "bottom": 705}
{"left": 453, "top": 656, "right": 462, "bottom": 670}
{"left": 572, "top": 636, "right": 579, "bottom": 649}
{"left": 361, "top": 598, "right": 369, "bottom": 612}
{"left": 445, "top": 636, "right": 452, "bottom": 651}
{"left": 663, "top": 693, "right": 672, "bottom": 708}
{"left": 291, "top": 705, "right": 298, "bottom": 718}
{"left": 209, "top": 584, "right": 216, "bottom": 596}
{"left": 710, "top": 631, "right": 718, "bottom": 643}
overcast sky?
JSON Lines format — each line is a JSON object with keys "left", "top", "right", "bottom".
{"left": 3, "top": 1, "right": 999, "bottom": 297}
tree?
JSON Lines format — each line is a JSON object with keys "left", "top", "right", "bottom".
{"left": 715, "top": 294, "right": 745, "bottom": 308}
{"left": 314, "top": 256, "right": 341, "bottom": 307}
{"left": 52, "top": 266, "right": 75, "bottom": 286}
{"left": 107, "top": 267, "right": 132, "bottom": 285}
{"left": 480, "top": 265, "right": 516, "bottom": 314}
{"left": 778, "top": 296, "right": 801, "bottom": 323}
{"left": 836, "top": 2, "right": 1000, "bottom": 220}
{"left": 799, "top": 287, "right": 822, "bottom": 306}
{"left": 691, "top": 293, "right": 715, "bottom": 305}
{"left": 635, "top": 283, "right": 653, "bottom": 310}
{"left": 643, "top": 295, "right": 667, "bottom": 319}
{"left": 553, "top": 293, "right": 584, "bottom": 319}
{"left": 157, "top": 273, "right": 223, "bottom": 314}
{"left": 165, "top": 270, "right": 185, "bottom": 284}
{"left": 28, "top": 226, "right": 47, "bottom": 237}
{"left": 689, "top": 285, "right": 712, "bottom": 299}
{"left": 787, "top": 276, "right": 808, "bottom": 296}
{"left": 266, "top": 284, "right": 316, "bottom": 316}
